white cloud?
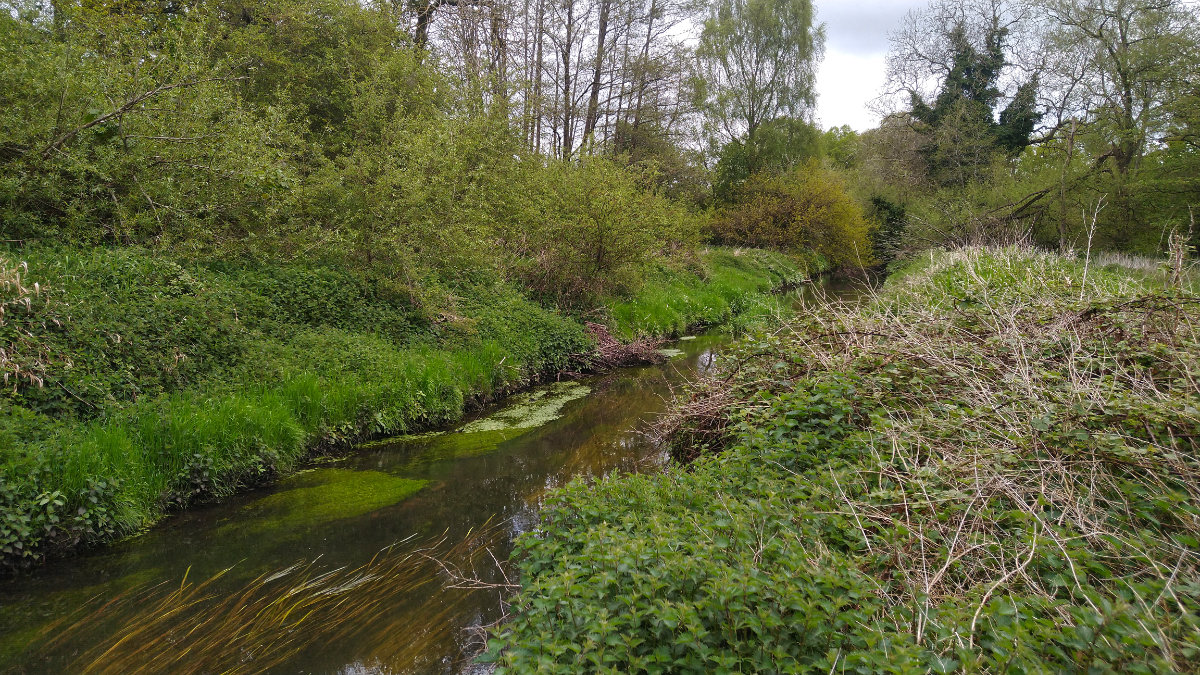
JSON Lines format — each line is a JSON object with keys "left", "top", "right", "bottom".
{"left": 814, "top": 47, "right": 888, "bottom": 131}
{"left": 813, "top": 0, "right": 927, "bottom": 130}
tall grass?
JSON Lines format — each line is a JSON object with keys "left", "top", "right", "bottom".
{"left": 607, "top": 248, "right": 817, "bottom": 339}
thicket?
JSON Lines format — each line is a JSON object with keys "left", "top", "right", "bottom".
{"left": 709, "top": 162, "right": 874, "bottom": 269}
{"left": 848, "top": 0, "right": 1200, "bottom": 258}
{"left": 0, "top": 0, "right": 700, "bottom": 310}
{"left": 490, "top": 247, "right": 1200, "bottom": 673}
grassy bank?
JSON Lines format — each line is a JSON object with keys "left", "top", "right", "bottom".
{"left": 0, "top": 246, "right": 810, "bottom": 572}
{"left": 489, "top": 247, "right": 1200, "bottom": 673}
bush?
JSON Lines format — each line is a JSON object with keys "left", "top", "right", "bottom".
{"left": 710, "top": 162, "right": 874, "bottom": 269}
{"left": 505, "top": 158, "right": 700, "bottom": 307}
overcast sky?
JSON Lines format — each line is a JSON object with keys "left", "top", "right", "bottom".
{"left": 813, "top": 0, "right": 926, "bottom": 131}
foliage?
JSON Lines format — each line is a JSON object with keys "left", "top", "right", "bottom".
{"left": 710, "top": 163, "right": 874, "bottom": 268}
{"left": 711, "top": 117, "right": 822, "bottom": 204}
{"left": 695, "top": 0, "right": 823, "bottom": 150}
{"left": 869, "top": 0, "right": 1200, "bottom": 256}
{"left": 0, "top": 4, "right": 301, "bottom": 247}
{"left": 490, "top": 246, "right": 1200, "bottom": 673}
{"left": 503, "top": 158, "right": 700, "bottom": 307}
{"left": 908, "top": 21, "right": 1039, "bottom": 182}
{"left": 0, "top": 246, "right": 799, "bottom": 571}
{"left": 605, "top": 248, "right": 815, "bottom": 340}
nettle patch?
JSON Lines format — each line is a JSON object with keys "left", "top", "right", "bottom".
{"left": 490, "top": 247, "right": 1200, "bottom": 674}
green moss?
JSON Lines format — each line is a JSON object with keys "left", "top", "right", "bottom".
{"left": 393, "top": 427, "right": 527, "bottom": 467}
{"left": 218, "top": 469, "right": 427, "bottom": 537}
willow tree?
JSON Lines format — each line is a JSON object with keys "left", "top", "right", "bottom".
{"left": 695, "top": 0, "right": 823, "bottom": 173}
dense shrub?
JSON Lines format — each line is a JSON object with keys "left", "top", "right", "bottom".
{"left": 0, "top": 7, "right": 301, "bottom": 247}
{"left": 509, "top": 159, "right": 699, "bottom": 306}
{"left": 710, "top": 162, "right": 874, "bottom": 268}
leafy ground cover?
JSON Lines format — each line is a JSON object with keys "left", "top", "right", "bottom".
{"left": 490, "top": 246, "right": 1200, "bottom": 673}
{"left": 0, "top": 246, "right": 809, "bottom": 572}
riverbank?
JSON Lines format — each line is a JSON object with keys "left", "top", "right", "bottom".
{"left": 0, "top": 245, "right": 814, "bottom": 572}
{"left": 490, "top": 246, "right": 1200, "bottom": 673}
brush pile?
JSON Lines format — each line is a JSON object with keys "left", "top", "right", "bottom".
{"left": 582, "top": 321, "right": 666, "bottom": 369}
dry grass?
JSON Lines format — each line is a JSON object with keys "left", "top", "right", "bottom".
{"left": 660, "top": 246, "right": 1200, "bottom": 664}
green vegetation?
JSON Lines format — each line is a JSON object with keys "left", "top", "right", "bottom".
{"left": 838, "top": 0, "right": 1199, "bottom": 259}
{"left": 219, "top": 470, "right": 428, "bottom": 537}
{"left": 606, "top": 249, "right": 812, "bottom": 340}
{"left": 709, "top": 164, "right": 874, "bottom": 268}
{"left": 0, "top": 244, "right": 806, "bottom": 572}
{"left": 490, "top": 247, "right": 1200, "bottom": 673}
{"left": 0, "top": 0, "right": 838, "bottom": 571}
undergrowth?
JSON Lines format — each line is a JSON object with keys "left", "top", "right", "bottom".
{"left": 489, "top": 246, "right": 1200, "bottom": 673}
{"left": 0, "top": 245, "right": 803, "bottom": 572}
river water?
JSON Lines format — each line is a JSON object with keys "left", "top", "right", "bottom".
{"left": 0, "top": 280, "right": 862, "bottom": 674}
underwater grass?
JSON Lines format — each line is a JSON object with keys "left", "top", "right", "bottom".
{"left": 27, "top": 524, "right": 510, "bottom": 675}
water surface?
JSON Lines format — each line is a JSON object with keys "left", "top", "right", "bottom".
{"left": 0, "top": 279, "right": 864, "bottom": 674}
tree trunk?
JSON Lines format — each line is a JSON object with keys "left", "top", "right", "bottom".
{"left": 560, "top": 0, "right": 576, "bottom": 159}
{"left": 582, "top": 0, "right": 612, "bottom": 147}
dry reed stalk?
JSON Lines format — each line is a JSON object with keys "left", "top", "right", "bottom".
{"left": 656, "top": 247, "right": 1200, "bottom": 665}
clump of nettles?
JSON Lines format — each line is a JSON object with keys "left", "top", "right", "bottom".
{"left": 489, "top": 247, "right": 1200, "bottom": 673}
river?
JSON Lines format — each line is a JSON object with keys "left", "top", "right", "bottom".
{"left": 0, "top": 279, "right": 863, "bottom": 674}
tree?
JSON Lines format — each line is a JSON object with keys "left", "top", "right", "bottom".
{"left": 1040, "top": 0, "right": 1196, "bottom": 176}
{"left": 695, "top": 0, "right": 823, "bottom": 172}
{"left": 1035, "top": 0, "right": 1199, "bottom": 247}
{"left": 711, "top": 117, "right": 821, "bottom": 202}
{"left": 888, "top": 2, "right": 1040, "bottom": 186}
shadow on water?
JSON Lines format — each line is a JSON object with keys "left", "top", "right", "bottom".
{"left": 0, "top": 278, "right": 867, "bottom": 675}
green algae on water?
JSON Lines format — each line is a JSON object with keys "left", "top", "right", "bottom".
{"left": 219, "top": 469, "right": 427, "bottom": 537}
{"left": 398, "top": 426, "right": 525, "bottom": 468}
{"left": 655, "top": 348, "right": 685, "bottom": 358}
{"left": 460, "top": 381, "right": 591, "bottom": 433}
{"left": 357, "top": 430, "right": 445, "bottom": 450}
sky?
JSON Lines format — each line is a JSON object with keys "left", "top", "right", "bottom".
{"left": 813, "top": 0, "right": 927, "bottom": 131}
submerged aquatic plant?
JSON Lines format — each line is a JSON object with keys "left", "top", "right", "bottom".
{"left": 30, "top": 524, "right": 509, "bottom": 675}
